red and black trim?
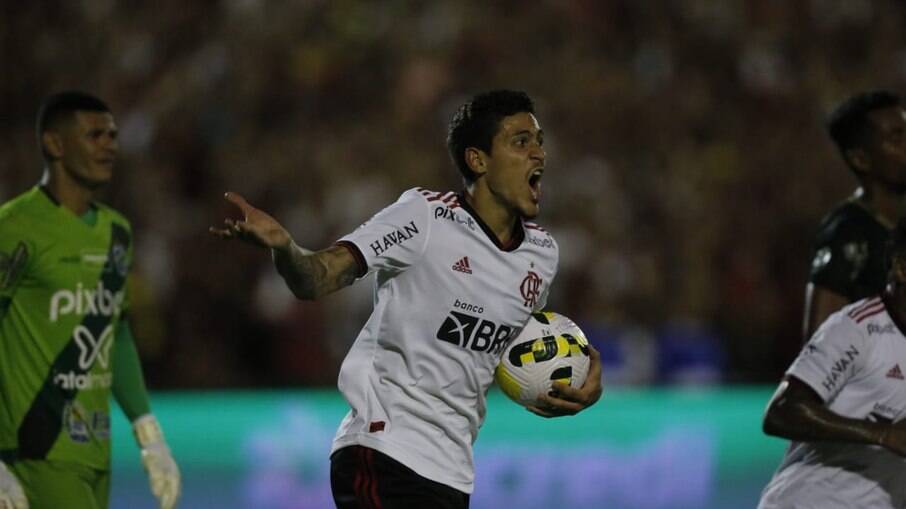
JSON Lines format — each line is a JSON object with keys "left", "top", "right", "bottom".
{"left": 848, "top": 297, "right": 884, "bottom": 323}
{"left": 336, "top": 240, "right": 368, "bottom": 278}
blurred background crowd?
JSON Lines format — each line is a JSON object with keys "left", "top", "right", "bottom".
{"left": 2, "top": 0, "right": 905, "bottom": 388}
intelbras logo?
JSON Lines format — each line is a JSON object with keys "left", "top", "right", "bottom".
{"left": 49, "top": 282, "right": 124, "bottom": 322}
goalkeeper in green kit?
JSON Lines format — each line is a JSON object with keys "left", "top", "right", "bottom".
{"left": 0, "top": 92, "right": 180, "bottom": 509}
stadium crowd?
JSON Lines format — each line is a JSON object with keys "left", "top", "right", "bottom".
{"left": 2, "top": 0, "right": 905, "bottom": 387}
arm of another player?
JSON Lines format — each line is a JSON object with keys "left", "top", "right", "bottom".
{"left": 763, "top": 376, "right": 906, "bottom": 456}
{"left": 527, "top": 344, "right": 603, "bottom": 418}
{"left": 209, "top": 192, "right": 360, "bottom": 300}
{"left": 112, "top": 321, "right": 180, "bottom": 509}
{"left": 802, "top": 283, "right": 849, "bottom": 343}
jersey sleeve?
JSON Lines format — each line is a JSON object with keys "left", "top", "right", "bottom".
{"left": 337, "top": 188, "right": 430, "bottom": 275}
{"left": 0, "top": 218, "right": 34, "bottom": 314}
{"left": 808, "top": 214, "right": 869, "bottom": 297}
{"left": 786, "top": 314, "right": 868, "bottom": 403}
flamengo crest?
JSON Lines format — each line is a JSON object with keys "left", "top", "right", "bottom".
{"left": 520, "top": 270, "right": 542, "bottom": 308}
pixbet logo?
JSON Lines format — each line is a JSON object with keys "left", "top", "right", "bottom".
{"left": 54, "top": 325, "right": 115, "bottom": 390}
{"left": 49, "top": 282, "right": 124, "bottom": 322}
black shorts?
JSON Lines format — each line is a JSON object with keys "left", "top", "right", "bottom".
{"left": 330, "top": 445, "right": 470, "bottom": 509}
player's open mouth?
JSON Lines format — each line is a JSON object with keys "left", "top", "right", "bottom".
{"left": 528, "top": 169, "right": 544, "bottom": 202}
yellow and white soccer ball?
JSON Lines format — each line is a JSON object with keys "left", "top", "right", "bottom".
{"left": 494, "top": 311, "right": 591, "bottom": 407}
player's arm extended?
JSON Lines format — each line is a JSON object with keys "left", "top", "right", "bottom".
{"left": 272, "top": 242, "right": 360, "bottom": 300}
{"left": 210, "top": 192, "right": 360, "bottom": 300}
{"left": 763, "top": 376, "right": 906, "bottom": 456}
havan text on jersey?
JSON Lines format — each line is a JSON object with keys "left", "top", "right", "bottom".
{"left": 368, "top": 220, "right": 420, "bottom": 256}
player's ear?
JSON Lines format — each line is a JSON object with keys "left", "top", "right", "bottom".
{"left": 845, "top": 147, "right": 870, "bottom": 175}
{"left": 41, "top": 130, "right": 64, "bottom": 160}
{"left": 465, "top": 147, "right": 487, "bottom": 178}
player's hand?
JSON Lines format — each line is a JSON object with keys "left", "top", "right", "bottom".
{"left": 879, "top": 419, "right": 906, "bottom": 457}
{"left": 527, "top": 344, "right": 603, "bottom": 418}
{"left": 209, "top": 192, "right": 292, "bottom": 251}
{"left": 134, "top": 415, "right": 181, "bottom": 509}
{"left": 0, "top": 460, "right": 28, "bottom": 509}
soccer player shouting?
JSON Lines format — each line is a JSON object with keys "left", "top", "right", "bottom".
{"left": 0, "top": 92, "right": 180, "bottom": 509}
{"left": 759, "top": 219, "right": 906, "bottom": 508}
{"left": 212, "top": 90, "right": 602, "bottom": 508}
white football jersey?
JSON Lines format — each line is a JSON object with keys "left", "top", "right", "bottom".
{"left": 758, "top": 297, "right": 906, "bottom": 509}
{"left": 329, "top": 187, "right": 558, "bottom": 493}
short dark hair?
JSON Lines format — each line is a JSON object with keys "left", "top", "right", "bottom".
{"left": 447, "top": 90, "right": 535, "bottom": 183}
{"left": 827, "top": 90, "right": 901, "bottom": 171}
{"left": 37, "top": 91, "right": 111, "bottom": 159}
{"left": 887, "top": 218, "right": 906, "bottom": 274}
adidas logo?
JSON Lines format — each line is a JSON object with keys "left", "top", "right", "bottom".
{"left": 452, "top": 256, "right": 472, "bottom": 274}
{"left": 886, "top": 364, "right": 904, "bottom": 380}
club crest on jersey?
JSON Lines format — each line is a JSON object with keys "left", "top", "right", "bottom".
{"left": 369, "top": 221, "right": 419, "bottom": 257}
{"left": 520, "top": 270, "right": 542, "bottom": 308}
{"left": 105, "top": 241, "right": 129, "bottom": 277}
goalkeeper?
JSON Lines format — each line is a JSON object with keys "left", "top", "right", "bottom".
{"left": 0, "top": 91, "right": 180, "bottom": 509}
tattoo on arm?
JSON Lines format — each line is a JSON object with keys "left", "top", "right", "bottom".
{"left": 272, "top": 244, "right": 359, "bottom": 300}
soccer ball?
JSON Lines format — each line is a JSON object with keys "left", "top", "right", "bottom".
{"left": 494, "top": 311, "right": 591, "bottom": 407}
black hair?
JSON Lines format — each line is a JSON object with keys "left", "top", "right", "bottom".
{"left": 827, "top": 90, "right": 901, "bottom": 172}
{"left": 447, "top": 90, "right": 535, "bottom": 183}
{"left": 37, "top": 91, "right": 111, "bottom": 159}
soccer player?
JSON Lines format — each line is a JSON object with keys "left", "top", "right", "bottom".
{"left": 803, "top": 90, "right": 906, "bottom": 341}
{"left": 211, "top": 89, "right": 603, "bottom": 508}
{"left": 0, "top": 92, "right": 180, "bottom": 509}
{"left": 758, "top": 219, "right": 906, "bottom": 509}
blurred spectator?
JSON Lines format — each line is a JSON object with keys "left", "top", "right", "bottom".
{"left": 2, "top": 0, "right": 906, "bottom": 387}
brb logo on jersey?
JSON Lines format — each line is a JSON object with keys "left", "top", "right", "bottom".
{"left": 520, "top": 270, "right": 542, "bottom": 308}
{"left": 436, "top": 304, "right": 515, "bottom": 354}
{"left": 49, "top": 282, "right": 124, "bottom": 322}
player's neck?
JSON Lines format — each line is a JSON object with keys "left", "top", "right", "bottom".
{"left": 463, "top": 185, "right": 519, "bottom": 245}
{"left": 855, "top": 185, "right": 898, "bottom": 230}
{"left": 41, "top": 167, "right": 97, "bottom": 216}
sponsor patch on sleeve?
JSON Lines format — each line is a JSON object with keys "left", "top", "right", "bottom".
{"left": 0, "top": 242, "right": 28, "bottom": 290}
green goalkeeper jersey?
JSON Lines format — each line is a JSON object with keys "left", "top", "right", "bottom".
{"left": 0, "top": 187, "right": 132, "bottom": 470}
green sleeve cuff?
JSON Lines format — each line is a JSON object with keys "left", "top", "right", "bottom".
{"left": 112, "top": 319, "right": 152, "bottom": 420}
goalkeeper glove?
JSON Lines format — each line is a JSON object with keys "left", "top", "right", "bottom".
{"left": 0, "top": 460, "right": 27, "bottom": 509}
{"left": 133, "top": 414, "right": 181, "bottom": 509}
